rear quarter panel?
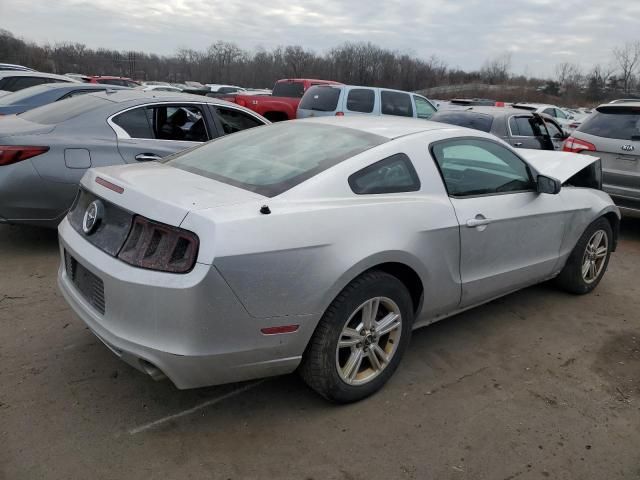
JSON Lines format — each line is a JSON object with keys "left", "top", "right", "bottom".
{"left": 181, "top": 132, "right": 463, "bottom": 323}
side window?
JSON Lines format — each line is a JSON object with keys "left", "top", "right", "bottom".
{"left": 346, "top": 88, "right": 374, "bottom": 113}
{"left": 150, "top": 105, "right": 210, "bottom": 142}
{"left": 431, "top": 138, "right": 534, "bottom": 197}
{"left": 543, "top": 108, "right": 555, "bottom": 116}
{"left": 215, "top": 106, "right": 263, "bottom": 135}
{"left": 413, "top": 96, "right": 436, "bottom": 119}
{"left": 112, "top": 107, "right": 154, "bottom": 139}
{"left": 381, "top": 91, "right": 414, "bottom": 117}
{"left": 349, "top": 153, "right": 420, "bottom": 194}
{"left": 555, "top": 108, "right": 567, "bottom": 119}
{"left": 509, "top": 116, "right": 536, "bottom": 137}
{"left": 545, "top": 121, "right": 564, "bottom": 139}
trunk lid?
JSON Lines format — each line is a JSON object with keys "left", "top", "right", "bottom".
{"left": 518, "top": 149, "right": 600, "bottom": 183}
{"left": 81, "top": 162, "right": 265, "bottom": 227}
{"left": 0, "top": 114, "right": 55, "bottom": 136}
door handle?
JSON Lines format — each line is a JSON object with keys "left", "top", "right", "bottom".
{"left": 513, "top": 142, "right": 523, "bottom": 147}
{"left": 466, "top": 215, "right": 492, "bottom": 228}
{"left": 135, "top": 153, "right": 162, "bottom": 162}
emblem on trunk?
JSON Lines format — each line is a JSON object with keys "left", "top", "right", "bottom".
{"left": 82, "top": 200, "right": 104, "bottom": 235}
{"left": 621, "top": 144, "right": 635, "bottom": 151}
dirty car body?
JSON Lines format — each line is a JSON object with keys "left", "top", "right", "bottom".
{"left": 57, "top": 117, "right": 619, "bottom": 397}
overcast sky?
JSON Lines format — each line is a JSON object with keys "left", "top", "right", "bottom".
{"left": 1, "top": 0, "right": 639, "bottom": 77}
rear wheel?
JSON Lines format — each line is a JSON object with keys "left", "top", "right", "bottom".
{"left": 555, "top": 217, "right": 612, "bottom": 294}
{"left": 299, "top": 271, "right": 413, "bottom": 403}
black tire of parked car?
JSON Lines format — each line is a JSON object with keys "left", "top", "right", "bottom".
{"left": 299, "top": 270, "right": 414, "bottom": 403}
{"left": 555, "top": 217, "right": 613, "bottom": 294}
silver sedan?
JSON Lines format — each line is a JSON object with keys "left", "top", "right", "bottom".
{"left": 57, "top": 116, "right": 619, "bottom": 403}
{"left": 0, "top": 90, "right": 268, "bottom": 228}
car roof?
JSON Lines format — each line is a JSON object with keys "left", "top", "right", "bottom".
{"left": 40, "top": 82, "right": 130, "bottom": 91}
{"left": 597, "top": 101, "right": 640, "bottom": 109}
{"left": 0, "top": 71, "right": 78, "bottom": 81}
{"left": 435, "top": 106, "right": 532, "bottom": 116}
{"left": 300, "top": 115, "right": 452, "bottom": 139}
{"left": 89, "top": 75, "right": 134, "bottom": 80}
{"left": 84, "top": 89, "right": 246, "bottom": 108}
{"left": 513, "top": 103, "right": 554, "bottom": 108}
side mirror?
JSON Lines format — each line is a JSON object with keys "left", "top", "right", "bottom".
{"left": 537, "top": 175, "right": 561, "bottom": 194}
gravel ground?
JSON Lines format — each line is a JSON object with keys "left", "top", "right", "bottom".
{"left": 1, "top": 219, "right": 640, "bottom": 480}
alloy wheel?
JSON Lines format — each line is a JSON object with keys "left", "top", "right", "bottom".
{"left": 581, "top": 229, "right": 608, "bottom": 284}
{"left": 335, "top": 296, "right": 402, "bottom": 386}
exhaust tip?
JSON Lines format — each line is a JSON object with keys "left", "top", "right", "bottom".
{"left": 139, "top": 359, "right": 167, "bottom": 381}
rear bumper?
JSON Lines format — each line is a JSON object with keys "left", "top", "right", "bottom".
{"left": 57, "top": 217, "right": 317, "bottom": 389}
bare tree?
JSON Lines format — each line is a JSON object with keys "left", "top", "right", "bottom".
{"left": 613, "top": 41, "right": 640, "bottom": 94}
{"left": 480, "top": 52, "right": 512, "bottom": 84}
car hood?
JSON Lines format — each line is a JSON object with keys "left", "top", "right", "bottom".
{"left": 81, "top": 162, "right": 265, "bottom": 226}
{"left": 518, "top": 150, "right": 600, "bottom": 183}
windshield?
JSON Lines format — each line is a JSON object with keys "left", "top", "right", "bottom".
{"left": 0, "top": 84, "right": 53, "bottom": 105}
{"left": 579, "top": 107, "right": 640, "bottom": 140}
{"left": 271, "top": 81, "right": 305, "bottom": 98}
{"left": 19, "top": 94, "right": 109, "bottom": 125}
{"left": 164, "top": 122, "right": 387, "bottom": 197}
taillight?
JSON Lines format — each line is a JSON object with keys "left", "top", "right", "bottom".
{"left": 118, "top": 216, "right": 199, "bottom": 273}
{"left": 335, "top": 111, "right": 344, "bottom": 116}
{"left": 0, "top": 146, "right": 49, "bottom": 166}
{"left": 562, "top": 136, "right": 596, "bottom": 153}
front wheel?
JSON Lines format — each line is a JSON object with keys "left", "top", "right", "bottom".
{"left": 299, "top": 271, "right": 413, "bottom": 403}
{"left": 555, "top": 217, "right": 613, "bottom": 294}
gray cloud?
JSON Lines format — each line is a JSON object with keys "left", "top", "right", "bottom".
{"left": 1, "top": 0, "right": 637, "bottom": 76}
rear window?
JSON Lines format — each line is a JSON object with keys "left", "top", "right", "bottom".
{"left": 431, "top": 112, "right": 493, "bottom": 133}
{"left": 271, "top": 81, "right": 305, "bottom": 98}
{"left": 164, "top": 122, "right": 387, "bottom": 197}
{"left": 579, "top": 107, "right": 640, "bottom": 140}
{"left": 299, "top": 86, "right": 341, "bottom": 112}
{"left": 19, "top": 95, "right": 109, "bottom": 125}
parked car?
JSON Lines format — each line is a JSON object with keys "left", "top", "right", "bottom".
{"left": 512, "top": 103, "right": 574, "bottom": 132}
{"left": 57, "top": 116, "right": 617, "bottom": 403}
{"left": 563, "top": 102, "right": 640, "bottom": 216}
{"left": 0, "top": 63, "right": 36, "bottom": 72}
{"left": 431, "top": 107, "right": 567, "bottom": 150}
{"left": 0, "top": 71, "right": 77, "bottom": 94}
{"left": 296, "top": 85, "right": 437, "bottom": 120}
{"left": 0, "top": 90, "right": 268, "bottom": 228}
{"left": 87, "top": 76, "right": 140, "bottom": 88}
{"left": 0, "top": 83, "right": 130, "bottom": 115}
{"left": 230, "top": 78, "right": 342, "bottom": 122}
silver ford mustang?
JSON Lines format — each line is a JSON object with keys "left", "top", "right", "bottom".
{"left": 57, "top": 116, "right": 619, "bottom": 403}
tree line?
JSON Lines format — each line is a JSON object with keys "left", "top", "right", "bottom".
{"left": 1, "top": 29, "right": 638, "bottom": 105}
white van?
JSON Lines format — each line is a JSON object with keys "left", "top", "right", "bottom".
{"left": 296, "top": 85, "right": 437, "bottom": 120}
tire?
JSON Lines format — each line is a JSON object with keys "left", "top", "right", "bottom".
{"left": 555, "top": 217, "right": 613, "bottom": 294}
{"left": 299, "top": 270, "right": 414, "bottom": 403}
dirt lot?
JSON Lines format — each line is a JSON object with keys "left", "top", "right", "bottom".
{"left": 1, "top": 220, "right": 640, "bottom": 480}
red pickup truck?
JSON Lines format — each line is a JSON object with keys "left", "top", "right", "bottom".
{"left": 230, "top": 78, "right": 341, "bottom": 122}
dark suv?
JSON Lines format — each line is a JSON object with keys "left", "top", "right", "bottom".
{"left": 564, "top": 102, "right": 640, "bottom": 216}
